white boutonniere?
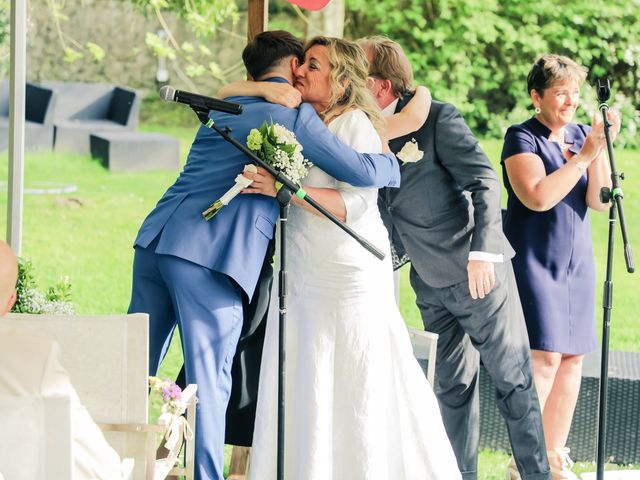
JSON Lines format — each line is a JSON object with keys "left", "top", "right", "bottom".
{"left": 397, "top": 138, "right": 424, "bottom": 164}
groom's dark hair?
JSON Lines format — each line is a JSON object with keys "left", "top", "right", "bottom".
{"left": 242, "top": 30, "right": 304, "bottom": 80}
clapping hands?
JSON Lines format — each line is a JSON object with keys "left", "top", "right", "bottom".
{"left": 582, "top": 109, "right": 622, "bottom": 161}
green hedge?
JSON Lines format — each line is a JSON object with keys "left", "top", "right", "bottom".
{"left": 347, "top": 0, "right": 640, "bottom": 148}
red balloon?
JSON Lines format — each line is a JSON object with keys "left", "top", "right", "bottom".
{"left": 285, "top": 0, "right": 331, "bottom": 11}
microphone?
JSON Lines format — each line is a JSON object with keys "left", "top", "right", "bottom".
{"left": 597, "top": 78, "right": 611, "bottom": 104}
{"left": 159, "top": 85, "right": 243, "bottom": 115}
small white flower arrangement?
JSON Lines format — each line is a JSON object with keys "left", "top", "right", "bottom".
{"left": 12, "top": 258, "right": 75, "bottom": 315}
{"left": 397, "top": 138, "right": 424, "bottom": 164}
{"left": 202, "top": 120, "right": 312, "bottom": 220}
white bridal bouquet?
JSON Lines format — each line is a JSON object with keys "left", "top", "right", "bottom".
{"left": 202, "top": 120, "right": 312, "bottom": 220}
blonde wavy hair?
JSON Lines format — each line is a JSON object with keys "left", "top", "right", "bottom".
{"left": 304, "top": 36, "right": 384, "bottom": 135}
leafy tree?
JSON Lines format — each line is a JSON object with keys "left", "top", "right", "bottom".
{"left": 347, "top": 0, "right": 640, "bottom": 147}
{"left": 0, "top": 0, "right": 11, "bottom": 77}
{"left": 132, "top": 0, "right": 243, "bottom": 86}
{"left": 0, "top": 0, "right": 244, "bottom": 90}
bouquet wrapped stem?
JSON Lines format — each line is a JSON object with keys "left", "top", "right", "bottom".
{"left": 202, "top": 165, "right": 257, "bottom": 220}
{"left": 202, "top": 200, "right": 224, "bottom": 220}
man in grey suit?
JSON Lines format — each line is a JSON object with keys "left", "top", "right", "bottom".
{"left": 360, "top": 37, "right": 551, "bottom": 480}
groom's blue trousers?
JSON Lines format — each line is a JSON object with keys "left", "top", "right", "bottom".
{"left": 129, "top": 239, "right": 243, "bottom": 480}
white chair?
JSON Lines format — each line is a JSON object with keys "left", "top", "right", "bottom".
{"left": 407, "top": 327, "right": 439, "bottom": 386}
{"left": 4, "top": 313, "right": 196, "bottom": 480}
{"left": 100, "top": 383, "right": 198, "bottom": 480}
{"left": 0, "top": 395, "right": 72, "bottom": 480}
{"left": 0, "top": 395, "right": 136, "bottom": 480}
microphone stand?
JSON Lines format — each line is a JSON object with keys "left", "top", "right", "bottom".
{"left": 192, "top": 108, "right": 385, "bottom": 480}
{"left": 594, "top": 79, "right": 635, "bottom": 480}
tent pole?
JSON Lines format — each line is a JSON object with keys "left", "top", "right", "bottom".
{"left": 7, "top": 0, "right": 27, "bottom": 255}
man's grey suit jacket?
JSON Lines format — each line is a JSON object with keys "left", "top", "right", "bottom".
{"left": 379, "top": 96, "right": 514, "bottom": 289}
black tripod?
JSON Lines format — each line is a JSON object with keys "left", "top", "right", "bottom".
{"left": 594, "top": 79, "right": 635, "bottom": 480}
{"left": 192, "top": 108, "right": 386, "bottom": 480}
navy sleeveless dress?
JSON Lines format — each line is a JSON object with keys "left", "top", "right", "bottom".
{"left": 501, "top": 117, "right": 597, "bottom": 355}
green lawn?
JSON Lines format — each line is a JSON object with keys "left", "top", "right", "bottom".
{"left": 1, "top": 121, "right": 638, "bottom": 478}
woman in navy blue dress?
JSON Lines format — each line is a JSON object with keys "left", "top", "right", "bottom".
{"left": 501, "top": 55, "right": 620, "bottom": 480}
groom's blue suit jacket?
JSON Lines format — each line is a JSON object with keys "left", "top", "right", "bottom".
{"left": 134, "top": 78, "right": 400, "bottom": 299}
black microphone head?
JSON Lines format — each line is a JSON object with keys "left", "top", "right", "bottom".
{"left": 597, "top": 78, "right": 611, "bottom": 103}
{"left": 159, "top": 85, "right": 176, "bottom": 102}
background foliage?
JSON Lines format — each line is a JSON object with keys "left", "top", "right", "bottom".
{"left": 0, "top": 0, "right": 9, "bottom": 78}
{"left": 346, "top": 0, "right": 640, "bottom": 147}
{"left": 0, "top": 0, "right": 246, "bottom": 92}
{"left": 131, "top": 0, "right": 244, "bottom": 87}
{"left": 1, "top": 1, "right": 638, "bottom": 146}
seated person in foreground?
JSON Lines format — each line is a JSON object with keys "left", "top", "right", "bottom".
{"left": 0, "top": 240, "right": 123, "bottom": 480}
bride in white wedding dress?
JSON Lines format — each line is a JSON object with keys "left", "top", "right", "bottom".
{"left": 242, "top": 36, "right": 461, "bottom": 480}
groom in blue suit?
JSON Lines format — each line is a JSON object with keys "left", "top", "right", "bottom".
{"left": 128, "top": 30, "right": 400, "bottom": 480}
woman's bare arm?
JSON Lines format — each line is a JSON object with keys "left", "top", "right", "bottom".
{"left": 385, "top": 86, "right": 432, "bottom": 140}
{"left": 241, "top": 167, "right": 346, "bottom": 222}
